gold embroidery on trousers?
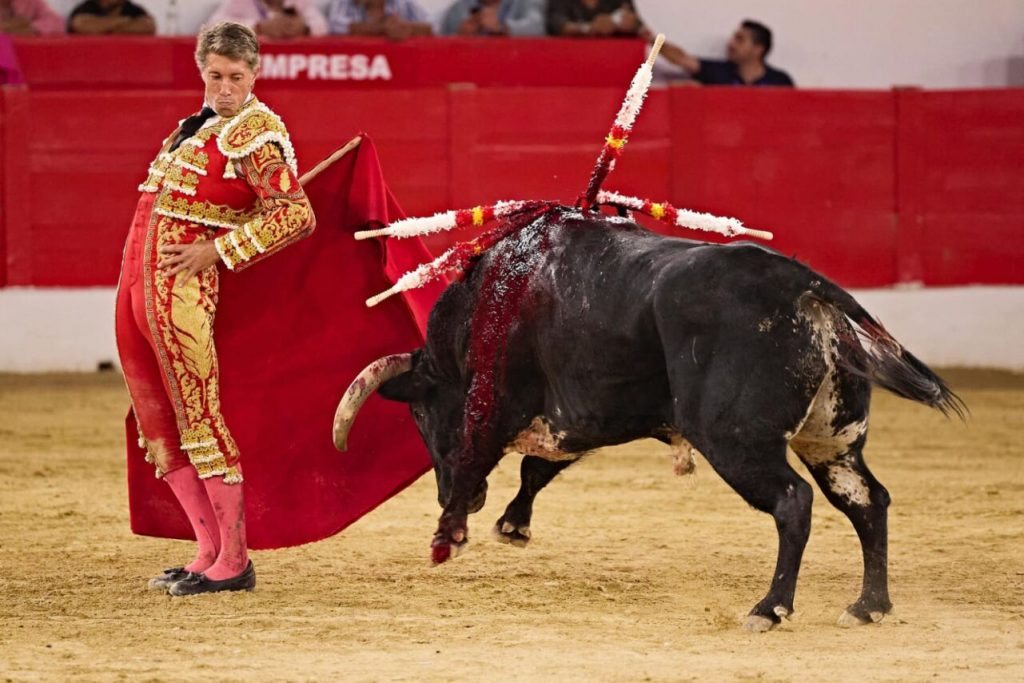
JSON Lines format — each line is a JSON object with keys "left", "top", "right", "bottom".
{"left": 145, "top": 221, "right": 240, "bottom": 480}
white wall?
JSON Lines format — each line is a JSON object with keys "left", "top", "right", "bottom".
{"left": 2, "top": 286, "right": 1023, "bottom": 371}
{"left": 638, "top": 0, "right": 1024, "bottom": 89}
{"left": 47, "top": 0, "right": 1024, "bottom": 89}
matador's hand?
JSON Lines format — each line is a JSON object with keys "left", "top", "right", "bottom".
{"left": 158, "top": 241, "right": 221, "bottom": 286}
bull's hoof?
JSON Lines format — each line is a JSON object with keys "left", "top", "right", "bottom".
{"left": 742, "top": 604, "right": 792, "bottom": 632}
{"left": 837, "top": 608, "right": 887, "bottom": 628}
{"left": 837, "top": 598, "right": 892, "bottom": 628}
{"left": 492, "top": 519, "right": 531, "bottom": 548}
{"left": 430, "top": 532, "right": 468, "bottom": 565}
{"left": 773, "top": 605, "right": 792, "bottom": 620}
{"left": 742, "top": 615, "right": 778, "bottom": 633}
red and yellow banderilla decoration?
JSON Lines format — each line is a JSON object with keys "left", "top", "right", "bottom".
{"left": 596, "top": 191, "right": 773, "bottom": 241}
{"left": 580, "top": 34, "right": 666, "bottom": 209}
{"left": 359, "top": 201, "right": 556, "bottom": 307}
{"left": 355, "top": 200, "right": 530, "bottom": 241}
{"left": 357, "top": 32, "right": 773, "bottom": 309}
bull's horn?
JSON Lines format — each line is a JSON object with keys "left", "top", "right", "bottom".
{"left": 333, "top": 353, "right": 413, "bottom": 451}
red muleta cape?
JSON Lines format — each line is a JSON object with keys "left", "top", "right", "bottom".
{"left": 125, "top": 134, "right": 444, "bottom": 549}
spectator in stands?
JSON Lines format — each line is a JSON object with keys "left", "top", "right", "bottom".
{"left": 660, "top": 20, "right": 794, "bottom": 87}
{"left": 0, "top": 0, "right": 65, "bottom": 35}
{"left": 67, "top": 0, "right": 156, "bottom": 35}
{"left": 327, "top": 0, "right": 433, "bottom": 38}
{"left": 441, "top": 0, "right": 545, "bottom": 37}
{"left": 547, "top": 0, "right": 651, "bottom": 39}
{"left": 208, "top": 0, "right": 328, "bottom": 38}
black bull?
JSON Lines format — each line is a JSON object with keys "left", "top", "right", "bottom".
{"left": 335, "top": 211, "right": 963, "bottom": 631}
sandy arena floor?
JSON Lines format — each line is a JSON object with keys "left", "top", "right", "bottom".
{"left": 0, "top": 370, "right": 1022, "bottom": 682}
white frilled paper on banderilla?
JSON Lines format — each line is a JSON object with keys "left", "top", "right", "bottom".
{"left": 358, "top": 33, "right": 774, "bottom": 308}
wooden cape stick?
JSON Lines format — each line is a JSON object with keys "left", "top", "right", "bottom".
{"left": 298, "top": 135, "right": 362, "bottom": 187}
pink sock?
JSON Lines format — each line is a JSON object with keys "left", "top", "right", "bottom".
{"left": 163, "top": 467, "right": 220, "bottom": 573}
{"left": 202, "top": 466, "right": 249, "bottom": 580}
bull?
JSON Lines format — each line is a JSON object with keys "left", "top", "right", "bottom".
{"left": 335, "top": 207, "right": 963, "bottom": 631}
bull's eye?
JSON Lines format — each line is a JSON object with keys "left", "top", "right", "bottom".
{"left": 412, "top": 407, "right": 424, "bottom": 419}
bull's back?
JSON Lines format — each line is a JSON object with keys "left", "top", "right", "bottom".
{"left": 437, "top": 217, "right": 824, "bottom": 437}
{"left": 531, "top": 219, "right": 806, "bottom": 344}
{"left": 512, "top": 220, "right": 704, "bottom": 433}
{"left": 533, "top": 221, "right": 831, "bottom": 433}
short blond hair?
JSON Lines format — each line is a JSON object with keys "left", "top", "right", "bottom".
{"left": 195, "top": 22, "right": 260, "bottom": 71}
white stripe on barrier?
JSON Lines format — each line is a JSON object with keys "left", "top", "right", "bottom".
{"left": 0, "top": 285, "right": 1022, "bottom": 371}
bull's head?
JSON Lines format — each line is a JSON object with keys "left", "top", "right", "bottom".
{"left": 333, "top": 350, "right": 486, "bottom": 512}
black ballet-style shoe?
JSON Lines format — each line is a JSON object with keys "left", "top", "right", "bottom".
{"left": 147, "top": 567, "right": 192, "bottom": 590}
{"left": 167, "top": 561, "right": 256, "bottom": 596}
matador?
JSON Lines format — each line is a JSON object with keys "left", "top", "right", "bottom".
{"left": 115, "top": 22, "right": 314, "bottom": 595}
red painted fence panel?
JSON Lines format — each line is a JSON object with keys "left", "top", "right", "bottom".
{"left": 1, "top": 87, "right": 32, "bottom": 287}
{"left": 1, "top": 44, "right": 1022, "bottom": 288}
{"left": 22, "top": 91, "right": 196, "bottom": 286}
{"left": 11, "top": 37, "right": 647, "bottom": 91}
{"left": 669, "top": 88, "right": 899, "bottom": 287}
{"left": 896, "top": 89, "right": 1024, "bottom": 286}
{"left": 268, "top": 88, "right": 452, "bottom": 218}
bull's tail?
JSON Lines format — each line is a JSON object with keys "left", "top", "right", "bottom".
{"left": 806, "top": 282, "right": 967, "bottom": 419}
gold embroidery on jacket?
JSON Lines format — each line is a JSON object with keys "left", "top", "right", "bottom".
{"left": 218, "top": 101, "right": 298, "bottom": 173}
{"left": 174, "top": 144, "right": 210, "bottom": 176}
{"left": 139, "top": 116, "right": 226, "bottom": 192}
{"left": 162, "top": 163, "right": 201, "bottom": 196}
{"left": 213, "top": 141, "right": 314, "bottom": 271}
{"left": 154, "top": 194, "right": 260, "bottom": 230}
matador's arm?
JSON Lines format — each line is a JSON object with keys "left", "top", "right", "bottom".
{"left": 213, "top": 142, "right": 316, "bottom": 271}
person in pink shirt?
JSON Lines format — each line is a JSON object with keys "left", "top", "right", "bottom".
{"left": 0, "top": 0, "right": 65, "bottom": 35}
{"left": 208, "top": 0, "right": 328, "bottom": 39}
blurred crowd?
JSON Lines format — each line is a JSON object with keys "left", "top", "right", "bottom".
{"left": 1, "top": 0, "right": 793, "bottom": 86}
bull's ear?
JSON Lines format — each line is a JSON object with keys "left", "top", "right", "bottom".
{"left": 379, "top": 371, "right": 432, "bottom": 403}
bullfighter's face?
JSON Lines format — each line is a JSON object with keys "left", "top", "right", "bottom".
{"left": 201, "top": 53, "right": 258, "bottom": 118}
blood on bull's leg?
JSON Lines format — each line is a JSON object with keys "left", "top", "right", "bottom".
{"left": 431, "top": 444, "right": 506, "bottom": 565}
{"left": 493, "top": 455, "right": 577, "bottom": 547}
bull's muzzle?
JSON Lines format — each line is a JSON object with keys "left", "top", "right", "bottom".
{"left": 333, "top": 353, "right": 412, "bottom": 451}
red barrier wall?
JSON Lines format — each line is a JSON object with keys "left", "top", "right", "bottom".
{"left": 669, "top": 88, "right": 900, "bottom": 287}
{"left": 11, "top": 37, "right": 647, "bottom": 90}
{"left": 895, "top": 89, "right": 1024, "bottom": 285}
{"left": 1, "top": 63, "right": 1021, "bottom": 288}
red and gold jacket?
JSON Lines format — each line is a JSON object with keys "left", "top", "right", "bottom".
{"left": 138, "top": 96, "right": 314, "bottom": 271}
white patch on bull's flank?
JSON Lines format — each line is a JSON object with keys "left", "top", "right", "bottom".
{"left": 668, "top": 434, "right": 698, "bottom": 476}
{"left": 791, "top": 412, "right": 868, "bottom": 466}
{"left": 757, "top": 317, "right": 775, "bottom": 333}
{"left": 788, "top": 297, "right": 868, "bottom": 466}
{"left": 826, "top": 463, "right": 871, "bottom": 506}
{"left": 506, "top": 416, "right": 577, "bottom": 461}
{"left": 784, "top": 385, "right": 819, "bottom": 441}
